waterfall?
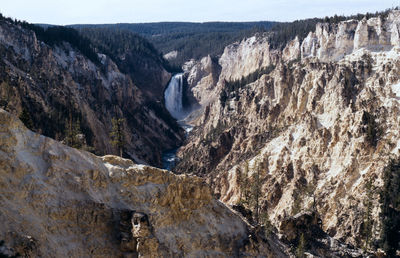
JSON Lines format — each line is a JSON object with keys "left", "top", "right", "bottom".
{"left": 162, "top": 73, "right": 194, "bottom": 170}
{"left": 164, "top": 73, "right": 185, "bottom": 120}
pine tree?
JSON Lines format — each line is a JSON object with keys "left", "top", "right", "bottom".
{"left": 260, "top": 210, "right": 273, "bottom": 237}
{"left": 362, "top": 178, "right": 374, "bottom": 251}
{"left": 292, "top": 190, "right": 302, "bottom": 216}
{"left": 250, "top": 162, "right": 262, "bottom": 225}
{"left": 0, "top": 82, "right": 11, "bottom": 110}
{"left": 305, "top": 180, "right": 317, "bottom": 212}
{"left": 239, "top": 161, "right": 250, "bottom": 205}
{"left": 237, "top": 167, "right": 243, "bottom": 202}
{"left": 380, "top": 159, "right": 400, "bottom": 257}
{"left": 64, "top": 114, "right": 83, "bottom": 149}
{"left": 110, "top": 117, "right": 125, "bottom": 157}
{"left": 19, "top": 108, "right": 34, "bottom": 130}
{"left": 295, "top": 233, "right": 306, "bottom": 258}
{"left": 253, "top": 168, "right": 261, "bottom": 225}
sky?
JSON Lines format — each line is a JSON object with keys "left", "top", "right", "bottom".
{"left": 0, "top": 0, "right": 399, "bottom": 25}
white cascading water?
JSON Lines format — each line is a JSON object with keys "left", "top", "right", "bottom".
{"left": 164, "top": 73, "right": 185, "bottom": 120}
{"left": 162, "top": 73, "right": 194, "bottom": 170}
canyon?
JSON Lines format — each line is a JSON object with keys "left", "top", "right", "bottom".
{"left": 173, "top": 10, "right": 400, "bottom": 253}
{"left": 1, "top": 8, "right": 400, "bottom": 257}
{"left": 0, "top": 18, "right": 184, "bottom": 166}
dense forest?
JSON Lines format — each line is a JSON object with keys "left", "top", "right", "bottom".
{"left": 77, "top": 27, "right": 178, "bottom": 72}
{"left": 71, "top": 22, "right": 277, "bottom": 67}
{"left": 73, "top": 22, "right": 276, "bottom": 35}
{"left": 79, "top": 28, "right": 162, "bottom": 62}
{"left": 2, "top": 7, "right": 397, "bottom": 70}
{"left": 71, "top": 8, "right": 397, "bottom": 67}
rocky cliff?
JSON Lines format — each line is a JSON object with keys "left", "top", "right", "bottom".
{"left": 0, "top": 108, "right": 292, "bottom": 257}
{"left": 182, "top": 36, "right": 279, "bottom": 120}
{"left": 298, "top": 12, "right": 400, "bottom": 61}
{"left": 175, "top": 10, "right": 400, "bottom": 252}
{"left": 0, "top": 19, "right": 183, "bottom": 166}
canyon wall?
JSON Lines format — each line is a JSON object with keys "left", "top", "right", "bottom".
{"left": 0, "top": 19, "right": 183, "bottom": 166}
{"left": 176, "top": 11, "right": 400, "bottom": 249}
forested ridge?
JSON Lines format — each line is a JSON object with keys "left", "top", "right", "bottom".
{"left": 71, "top": 7, "right": 397, "bottom": 67}
{"left": 1, "top": 7, "right": 397, "bottom": 70}
{"left": 76, "top": 27, "right": 181, "bottom": 72}
{"left": 71, "top": 22, "right": 277, "bottom": 67}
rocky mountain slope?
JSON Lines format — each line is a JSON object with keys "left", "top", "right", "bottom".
{"left": 175, "top": 10, "right": 400, "bottom": 252}
{"left": 75, "top": 27, "right": 173, "bottom": 101}
{"left": 0, "top": 18, "right": 183, "bottom": 166}
{"left": 0, "top": 108, "right": 293, "bottom": 257}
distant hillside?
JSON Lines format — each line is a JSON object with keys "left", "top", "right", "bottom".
{"left": 71, "top": 22, "right": 278, "bottom": 67}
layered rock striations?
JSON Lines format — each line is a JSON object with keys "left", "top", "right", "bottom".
{"left": 180, "top": 35, "right": 283, "bottom": 123}
{"left": 0, "top": 108, "right": 290, "bottom": 257}
{"left": 175, "top": 10, "right": 400, "bottom": 251}
{"left": 299, "top": 13, "right": 400, "bottom": 61}
{"left": 0, "top": 19, "right": 183, "bottom": 166}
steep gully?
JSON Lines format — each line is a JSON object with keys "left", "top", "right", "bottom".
{"left": 162, "top": 73, "right": 193, "bottom": 170}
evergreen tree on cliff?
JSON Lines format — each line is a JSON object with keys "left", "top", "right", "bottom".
{"left": 18, "top": 108, "right": 34, "bottom": 130}
{"left": 110, "top": 117, "right": 125, "bottom": 157}
{"left": 380, "top": 159, "right": 400, "bottom": 257}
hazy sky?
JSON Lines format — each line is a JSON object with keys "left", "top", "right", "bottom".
{"left": 0, "top": 0, "right": 398, "bottom": 25}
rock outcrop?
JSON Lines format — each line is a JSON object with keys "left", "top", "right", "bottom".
{"left": 0, "top": 19, "right": 183, "bottom": 166}
{"left": 297, "top": 11, "right": 400, "bottom": 62}
{"left": 0, "top": 108, "right": 290, "bottom": 257}
{"left": 218, "top": 35, "right": 276, "bottom": 82}
{"left": 175, "top": 10, "right": 400, "bottom": 252}
{"left": 280, "top": 211, "right": 365, "bottom": 257}
{"left": 183, "top": 55, "right": 221, "bottom": 107}
{"left": 180, "top": 35, "right": 280, "bottom": 123}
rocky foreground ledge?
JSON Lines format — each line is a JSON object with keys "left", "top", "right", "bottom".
{"left": 0, "top": 109, "right": 289, "bottom": 257}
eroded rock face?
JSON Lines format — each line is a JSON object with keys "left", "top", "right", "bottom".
{"left": 280, "top": 212, "right": 365, "bottom": 257}
{"left": 0, "top": 109, "right": 289, "bottom": 257}
{"left": 183, "top": 55, "right": 221, "bottom": 107}
{"left": 0, "top": 19, "right": 183, "bottom": 166}
{"left": 181, "top": 36, "right": 280, "bottom": 123}
{"left": 219, "top": 35, "right": 276, "bottom": 82}
{"left": 175, "top": 11, "right": 400, "bottom": 251}
{"left": 301, "top": 11, "right": 400, "bottom": 61}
